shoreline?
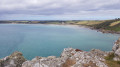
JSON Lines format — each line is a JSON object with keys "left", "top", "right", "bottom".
{"left": 0, "top": 38, "right": 120, "bottom": 67}
{"left": 0, "top": 23, "right": 120, "bottom": 34}
{"left": 0, "top": 23, "right": 120, "bottom": 67}
{"left": 45, "top": 24, "right": 120, "bottom": 34}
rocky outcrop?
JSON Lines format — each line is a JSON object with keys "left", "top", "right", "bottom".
{"left": 112, "top": 37, "right": 120, "bottom": 61}
{"left": 98, "top": 29, "right": 120, "bottom": 34}
{"left": 22, "top": 48, "right": 108, "bottom": 67}
{"left": 1, "top": 38, "right": 120, "bottom": 67}
{"left": 0, "top": 51, "right": 26, "bottom": 67}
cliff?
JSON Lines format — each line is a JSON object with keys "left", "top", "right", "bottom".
{"left": 0, "top": 38, "right": 120, "bottom": 67}
{"left": 112, "top": 38, "right": 120, "bottom": 61}
{"left": 22, "top": 48, "right": 108, "bottom": 67}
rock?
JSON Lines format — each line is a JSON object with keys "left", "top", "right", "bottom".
{"left": 22, "top": 48, "right": 108, "bottom": 67}
{"left": 4, "top": 38, "right": 120, "bottom": 67}
{"left": 22, "top": 56, "right": 65, "bottom": 67}
{"left": 90, "top": 49, "right": 108, "bottom": 57}
{"left": 112, "top": 37, "right": 120, "bottom": 61}
{"left": 0, "top": 51, "right": 26, "bottom": 67}
{"left": 1, "top": 37, "right": 120, "bottom": 67}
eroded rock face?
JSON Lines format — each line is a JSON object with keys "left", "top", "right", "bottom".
{"left": 61, "top": 48, "right": 108, "bottom": 67}
{"left": 112, "top": 38, "right": 120, "bottom": 61}
{"left": 0, "top": 51, "right": 26, "bottom": 67}
{"left": 22, "top": 48, "right": 108, "bottom": 67}
{"left": 3, "top": 37, "right": 120, "bottom": 67}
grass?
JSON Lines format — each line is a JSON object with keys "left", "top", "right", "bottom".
{"left": 91, "top": 19, "right": 120, "bottom": 31}
{"left": 110, "top": 21, "right": 120, "bottom": 26}
{"left": 68, "top": 19, "right": 120, "bottom": 32}
{"left": 105, "top": 53, "right": 120, "bottom": 67}
{"left": 75, "top": 21, "right": 104, "bottom": 26}
{"left": 0, "top": 19, "right": 120, "bottom": 32}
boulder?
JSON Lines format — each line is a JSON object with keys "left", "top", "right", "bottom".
{"left": 0, "top": 51, "right": 26, "bottom": 67}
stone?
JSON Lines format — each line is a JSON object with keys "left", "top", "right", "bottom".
{"left": 112, "top": 37, "right": 120, "bottom": 61}
{"left": 22, "top": 48, "right": 108, "bottom": 67}
{"left": 3, "top": 37, "right": 120, "bottom": 67}
{"left": 0, "top": 51, "right": 26, "bottom": 67}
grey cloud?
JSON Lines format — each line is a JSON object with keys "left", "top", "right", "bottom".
{"left": 0, "top": 0, "right": 120, "bottom": 20}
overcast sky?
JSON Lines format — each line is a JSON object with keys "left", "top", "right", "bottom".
{"left": 0, "top": 0, "right": 120, "bottom": 20}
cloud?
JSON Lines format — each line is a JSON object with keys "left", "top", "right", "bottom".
{"left": 0, "top": 0, "right": 120, "bottom": 20}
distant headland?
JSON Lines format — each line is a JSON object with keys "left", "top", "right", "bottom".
{"left": 0, "top": 18, "right": 120, "bottom": 34}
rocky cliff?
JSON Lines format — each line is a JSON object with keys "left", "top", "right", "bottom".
{"left": 22, "top": 48, "right": 108, "bottom": 67}
{"left": 0, "top": 51, "right": 26, "bottom": 67}
{"left": 0, "top": 38, "right": 120, "bottom": 67}
{"left": 112, "top": 38, "right": 120, "bottom": 61}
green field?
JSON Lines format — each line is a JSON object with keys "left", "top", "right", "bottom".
{"left": 68, "top": 19, "right": 120, "bottom": 32}
{"left": 0, "top": 19, "right": 120, "bottom": 32}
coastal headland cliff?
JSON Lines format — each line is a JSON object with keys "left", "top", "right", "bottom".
{"left": 0, "top": 38, "right": 120, "bottom": 67}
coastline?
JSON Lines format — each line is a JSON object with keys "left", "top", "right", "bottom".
{"left": 44, "top": 24, "right": 120, "bottom": 34}
{"left": 0, "top": 38, "right": 120, "bottom": 67}
{"left": 0, "top": 23, "right": 120, "bottom": 67}
{"left": 0, "top": 23, "right": 120, "bottom": 34}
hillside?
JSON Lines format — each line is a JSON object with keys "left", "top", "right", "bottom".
{"left": 0, "top": 19, "right": 120, "bottom": 33}
{"left": 68, "top": 19, "right": 120, "bottom": 33}
{"left": 92, "top": 19, "right": 120, "bottom": 32}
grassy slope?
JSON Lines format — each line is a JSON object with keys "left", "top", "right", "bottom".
{"left": 74, "top": 21, "right": 104, "bottom": 25}
{"left": 105, "top": 53, "right": 120, "bottom": 67}
{"left": 64, "top": 20, "right": 104, "bottom": 25}
{"left": 0, "top": 19, "right": 120, "bottom": 31}
{"left": 92, "top": 20, "right": 120, "bottom": 31}
{"left": 70, "top": 19, "right": 120, "bottom": 32}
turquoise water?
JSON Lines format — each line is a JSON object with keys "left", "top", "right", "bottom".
{"left": 0, "top": 24, "right": 119, "bottom": 60}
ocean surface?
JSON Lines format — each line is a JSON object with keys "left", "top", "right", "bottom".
{"left": 0, "top": 24, "right": 119, "bottom": 60}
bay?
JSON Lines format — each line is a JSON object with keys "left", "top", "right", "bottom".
{"left": 0, "top": 24, "right": 119, "bottom": 60}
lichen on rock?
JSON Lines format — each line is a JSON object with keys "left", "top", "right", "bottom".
{"left": 21, "top": 48, "right": 108, "bottom": 67}
{"left": 0, "top": 51, "right": 26, "bottom": 67}
{"left": 1, "top": 37, "right": 120, "bottom": 67}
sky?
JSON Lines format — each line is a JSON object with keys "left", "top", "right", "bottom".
{"left": 0, "top": 0, "right": 120, "bottom": 20}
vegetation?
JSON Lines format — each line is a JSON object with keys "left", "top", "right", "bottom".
{"left": 73, "top": 21, "right": 104, "bottom": 26}
{"left": 105, "top": 53, "right": 120, "bottom": 67}
{"left": 92, "top": 19, "right": 120, "bottom": 31}
{"left": 110, "top": 21, "right": 120, "bottom": 27}
{"left": 69, "top": 19, "right": 120, "bottom": 32}
{"left": 0, "top": 18, "right": 120, "bottom": 32}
